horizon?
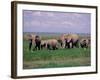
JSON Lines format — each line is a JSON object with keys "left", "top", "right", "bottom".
{"left": 23, "top": 32, "right": 91, "bottom": 35}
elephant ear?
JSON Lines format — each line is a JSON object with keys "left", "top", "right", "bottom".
{"left": 70, "top": 34, "right": 79, "bottom": 39}
{"left": 64, "top": 34, "right": 79, "bottom": 39}
{"left": 24, "top": 34, "right": 33, "bottom": 40}
{"left": 67, "top": 35, "right": 72, "bottom": 41}
{"left": 23, "top": 34, "right": 28, "bottom": 40}
{"left": 70, "top": 34, "right": 79, "bottom": 41}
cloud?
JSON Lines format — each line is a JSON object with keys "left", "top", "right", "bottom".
{"left": 45, "top": 12, "right": 54, "bottom": 17}
{"left": 32, "top": 11, "right": 41, "bottom": 16}
{"left": 24, "top": 22, "right": 30, "bottom": 26}
{"left": 62, "top": 21, "right": 74, "bottom": 26}
{"left": 31, "top": 21, "right": 41, "bottom": 26}
{"left": 23, "top": 10, "right": 33, "bottom": 14}
{"left": 32, "top": 11, "right": 55, "bottom": 17}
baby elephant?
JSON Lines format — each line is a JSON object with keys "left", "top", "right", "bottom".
{"left": 80, "top": 39, "right": 89, "bottom": 48}
{"left": 41, "top": 39, "right": 58, "bottom": 50}
{"left": 48, "top": 39, "right": 58, "bottom": 50}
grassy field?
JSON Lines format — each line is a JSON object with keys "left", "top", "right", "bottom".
{"left": 23, "top": 37, "right": 91, "bottom": 69}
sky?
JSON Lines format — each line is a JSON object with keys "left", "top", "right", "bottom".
{"left": 23, "top": 10, "right": 91, "bottom": 34}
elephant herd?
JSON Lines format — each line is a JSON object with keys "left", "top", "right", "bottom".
{"left": 25, "top": 34, "right": 90, "bottom": 51}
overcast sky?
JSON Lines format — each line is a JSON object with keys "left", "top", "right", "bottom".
{"left": 23, "top": 10, "right": 91, "bottom": 34}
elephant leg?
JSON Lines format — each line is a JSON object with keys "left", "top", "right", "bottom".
{"left": 68, "top": 43, "right": 70, "bottom": 48}
{"left": 38, "top": 45, "right": 41, "bottom": 50}
{"left": 47, "top": 44, "right": 51, "bottom": 50}
{"left": 61, "top": 42, "right": 63, "bottom": 47}
{"left": 65, "top": 43, "right": 67, "bottom": 48}
{"left": 52, "top": 46, "right": 55, "bottom": 50}
{"left": 71, "top": 42, "right": 74, "bottom": 48}
{"left": 41, "top": 44, "right": 44, "bottom": 49}
{"left": 29, "top": 43, "right": 32, "bottom": 50}
{"left": 33, "top": 45, "right": 38, "bottom": 50}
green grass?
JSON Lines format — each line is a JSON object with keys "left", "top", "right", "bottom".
{"left": 23, "top": 40, "right": 91, "bottom": 69}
